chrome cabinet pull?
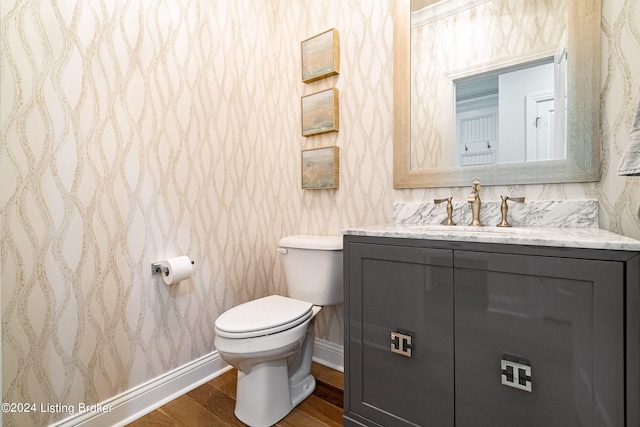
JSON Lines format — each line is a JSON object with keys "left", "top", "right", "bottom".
{"left": 391, "top": 331, "right": 413, "bottom": 357}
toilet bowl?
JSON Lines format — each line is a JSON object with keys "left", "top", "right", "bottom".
{"left": 214, "top": 235, "right": 343, "bottom": 427}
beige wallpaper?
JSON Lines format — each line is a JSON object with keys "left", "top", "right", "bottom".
{"left": 0, "top": 0, "right": 638, "bottom": 426}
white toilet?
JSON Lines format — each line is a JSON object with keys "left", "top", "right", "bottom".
{"left": 214, "top": 235, "right": 343, "bottom": 427}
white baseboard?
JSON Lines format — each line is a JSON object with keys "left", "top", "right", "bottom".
{"left": 49, "top": 351, "right": 229, "bottom": 427}
{"left": 49, "top": 340, "right": 343, "bottom": 427}
{"left": 313, "top": 338, "right": 344, "bottom": 372}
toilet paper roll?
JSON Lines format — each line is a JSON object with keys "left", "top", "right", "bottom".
{"left": 159, "top": 256, "right": 193, "bottom": 285}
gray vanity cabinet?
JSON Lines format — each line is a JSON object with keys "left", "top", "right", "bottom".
{"left": 343, "top": 236, "right": 640, "bottom": 427}
{"left": 345, "top": 242, "right": 455, "bottom": 426}
{"left": 454, "top": 251, "right": 623, "bottom": 426}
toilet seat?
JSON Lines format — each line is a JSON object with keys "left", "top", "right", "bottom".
{"left": 215, "top": 295, "right": 313, "bottom": 339}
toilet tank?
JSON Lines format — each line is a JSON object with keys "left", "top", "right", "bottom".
{"left": 278, "top": 235, "right": 343, "bottom": 306}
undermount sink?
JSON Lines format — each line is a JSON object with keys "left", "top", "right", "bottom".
{"left": 413, "top": 225, "right": 536, "bottom": 234}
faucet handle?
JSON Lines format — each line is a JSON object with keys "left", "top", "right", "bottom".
{"left": 471, "top": 177, "right": 481, "bottom": 191}
{"left": 497, "top": 196, "right": 525, "bottom": 227}
{"left": 434, "top": 197, "right": 456, "bottom": 226}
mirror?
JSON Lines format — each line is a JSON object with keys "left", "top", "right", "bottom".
{"left": 393, "top": 0, "right": 601, "bottom": 188}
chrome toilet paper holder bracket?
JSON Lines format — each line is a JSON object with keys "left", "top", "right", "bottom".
{"left": 151, "top": 263, "right": 170, "bottom": 277}
{"left": 151, "top": 259, "right": 195, "bottom": 276}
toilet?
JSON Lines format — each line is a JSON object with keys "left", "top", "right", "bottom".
{"left": 214, "top": 235, "right": 343, "bottom": 427}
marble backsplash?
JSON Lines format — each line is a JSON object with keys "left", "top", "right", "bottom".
{"left": 394, "top": 200, "right": 600, "bottom": 228}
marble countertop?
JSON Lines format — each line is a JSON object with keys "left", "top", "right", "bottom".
{"left": 343, "top": 224, "right": 640, "bottom": 251}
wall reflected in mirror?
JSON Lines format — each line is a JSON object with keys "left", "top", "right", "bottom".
{"left": 410, "top": 0, "right": 568, "bottom": 170}
{"left": 454, "top": 57, "right": 566, "bottom": 167}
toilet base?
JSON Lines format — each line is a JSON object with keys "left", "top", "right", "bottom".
{"left": 290, "top": 373, "right": 316, "bottom": 408}
{"left": 234, "top": 361, "right": 290, "bottom": 427}
{"left": 233, "top": 314, "right": 319, "bottom": 427}
{"left": 235, "top": 363, "right": 317, "bottom": 427}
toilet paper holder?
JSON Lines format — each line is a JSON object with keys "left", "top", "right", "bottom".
{"left": 151, "top": 259, "right": 195, "bottom": 276}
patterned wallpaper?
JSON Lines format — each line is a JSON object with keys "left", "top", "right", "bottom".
{"left": 0, "top": 0, "right": 638, "bottom": 426}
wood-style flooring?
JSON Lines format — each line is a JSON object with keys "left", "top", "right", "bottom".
{"left": 127, "top": 362, "right": 344, "bottom": 426}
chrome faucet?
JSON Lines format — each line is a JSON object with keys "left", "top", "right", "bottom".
{"left": 467, "top": 177, "right": 482, "bottom": 226}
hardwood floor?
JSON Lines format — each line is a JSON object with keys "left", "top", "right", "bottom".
{"left": 127, "top": 363, "right": 344, "bottom": 426}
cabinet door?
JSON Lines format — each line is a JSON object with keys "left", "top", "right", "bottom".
{"left": 454, "top": 251, "right": 624, "bottom": 427}
{"left": 346, "top": 243, "right": 454, "bottom": 426}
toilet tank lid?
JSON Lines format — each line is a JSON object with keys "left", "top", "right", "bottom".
{"left": 279, "top": 235, "right": 343, "bottom": 250}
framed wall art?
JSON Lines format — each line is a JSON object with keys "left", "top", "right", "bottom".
{"left": 301, "top": 146, "right": 339, "bottom": 190}
{"left": 301, "top": 88, "right": 339, "bottom": 137}
{"left": 301, "top": 28, "right": 340, "bottom": 83}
